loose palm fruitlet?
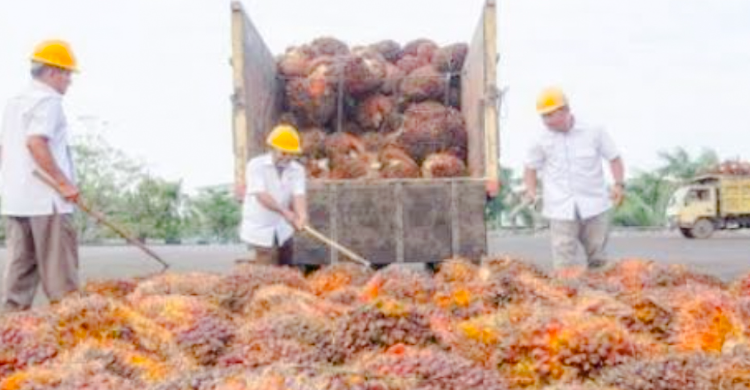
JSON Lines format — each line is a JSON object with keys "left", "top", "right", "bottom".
{"left": 6, "top": 258, "right": 750, "bottom": 389}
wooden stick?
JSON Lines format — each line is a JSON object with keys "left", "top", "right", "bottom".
{"left": 302, "top": 225, "right": 371, "bottom": 267}
{"left": 33, "top": 170, "right": 170, "bottom": 270}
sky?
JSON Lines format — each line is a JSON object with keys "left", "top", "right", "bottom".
{"left": 1, "top": 0, "right": 749, "bottom": 190}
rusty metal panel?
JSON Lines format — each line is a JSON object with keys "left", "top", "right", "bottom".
{"left": 457, "top": 181, "right": 488, "bottom": 259}
{"left": 461, "top": 0, "right": 498, "bottom": 179}
{"left": 402, "top": 182, "right": 453, "bottom": 262}
{"left": 293, "top": 186, "right": 331, "bottom": 265}
{"left": 334, "top": 183, "right": 397, "bottom": 264}
{"left": 230, "top": 2, "right": 280, "bottom": 191}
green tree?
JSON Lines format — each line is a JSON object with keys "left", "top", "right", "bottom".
{"left": 185, "top": 188, "right": 241, "bottom": 243}
{"left": 121, "top": 176, "right": 185, "bottom": 243}
{"left": 70, "top": 132, "right": 145, "bottom": 242}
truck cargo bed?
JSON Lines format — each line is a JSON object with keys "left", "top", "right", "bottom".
{"left": 230, "top": 1, "right": 499, "bottom": 264}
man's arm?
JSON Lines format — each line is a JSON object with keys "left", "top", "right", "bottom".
{"left": 523, "top": 167, "right": 538, "bottom": 202}
{"left": 609, "top": 157, "right": 625, "bottom": 185}
{"left": 292, "top": 195, "right": 308, "bottom": 230}
{"left": 27, "top": 136, "right": 78, "bottom": 201}
{"left": 609, "top": 157, "right": 625, "bottom": 206}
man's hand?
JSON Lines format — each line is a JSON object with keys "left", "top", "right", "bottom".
{"left": 59, "top": 182, "right": 80, "bottom": 203}
{"left": 282, "top": 209, "right": 296, "bottom": 224}
{"left": 523, "top": 189, "right": 537, "bottom": 205}
{"left": 294, "top": 214, "right": 308, "bottom": 232}
{"left": 486, "top": 178, "right": 500, "bottom": 198}
{"left": 610, "top": 183, "right": 625, "bottom": 207}
{"left": 234, "top": 183, "right": 246, "bottom": 203}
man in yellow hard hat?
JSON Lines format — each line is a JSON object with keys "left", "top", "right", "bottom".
{"left": 238, "top": 124, "right": 308, "bottom": 266}
{"left": 524, "top": 87, "right": 625, "bottom": 276}
{"left": 1, "top": 40, "right": 81, "bottom": 311}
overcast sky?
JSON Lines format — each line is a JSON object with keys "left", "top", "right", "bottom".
{"left": 1, "top": 0, "right": 748, "bottom": 190}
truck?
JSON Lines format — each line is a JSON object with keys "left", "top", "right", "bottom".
{"left": 666, "top": 175, "right": 750, "bottom": 239}
{"left": 229, "top": 0, "right": 500, "bottom": 266}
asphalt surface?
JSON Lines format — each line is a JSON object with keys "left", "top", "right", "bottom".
{"left": 0, "top": 231, "right": 748, "bottom": 306}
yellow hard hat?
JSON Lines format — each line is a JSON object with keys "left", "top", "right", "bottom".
{"left": 536, "top": 87, "right": 568, "bottom": 115}
{"left": 266, "top": 124, "right": 302, "bottom": 154}
{"left": 31, "top": 40, "right": 79, "bottom": 72}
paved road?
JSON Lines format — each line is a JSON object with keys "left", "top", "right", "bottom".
{"left": 0, "top": 231, "right": 747, "bottom": 305}
{"left": 488, "top": 231, "right": 749, "bottom": 280}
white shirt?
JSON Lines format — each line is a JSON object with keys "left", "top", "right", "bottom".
{"left": 525, "top": 121, "right": 620, "bottom": 221}
{"left": 239, "top": 153, "right": 306, "bottom": 247}
{"left": 0, "top": 80, "right": 76, "bottom": 216}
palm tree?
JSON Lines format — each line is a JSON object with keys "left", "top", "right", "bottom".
{"left": 656, "top": 147, "right": 719, "bottom": 180}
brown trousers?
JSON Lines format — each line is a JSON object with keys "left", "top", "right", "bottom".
{"left": 253, "top": 237, "right": 294, "bottom": 266}
{"left": 2, "top": 213, "right": 79, "bottom": 310}
{"left": 549, "top": 210, "right": 610, "bottom": 270}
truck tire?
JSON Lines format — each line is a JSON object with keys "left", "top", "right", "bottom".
{"left": 690, "top": 218, "right": 715, "bottom": 239}
{"left": 679, "top": 228, "right": 695, "bottom": 239}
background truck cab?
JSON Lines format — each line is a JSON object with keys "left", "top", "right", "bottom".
{"left": 667, "top": 175, "right": 750, "bottom": 239}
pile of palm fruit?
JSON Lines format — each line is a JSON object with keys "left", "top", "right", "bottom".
{"left": 703, "top": 159, "right": 750, "bottom": 176}
{"left": 4, "top": 257, "right": 750, "bottom": 389}
{"left": 276, "top": 37, "right": 471, "bottom": 180}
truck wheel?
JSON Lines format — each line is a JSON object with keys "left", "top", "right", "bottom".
{"left": 690, "top": 219, "right": 715, "bottom": 239}
{"left": 679, "top": 228, "right": 695, "bottom": 239}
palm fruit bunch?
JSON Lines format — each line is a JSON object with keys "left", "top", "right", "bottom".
{"left": 496, "top": 310, "right": 637, "bottom": 386}
{"left": 355, "top": 94, "right": 397, "bottom": 132}
{"left": 399, "top": 65, "right": 448, "bottom": 103}
{"left": 257, "top": 364, "right": 409, "bottom": 390}
{"left": 584, "top": 258, "right": 723, "bottom": 294}
{"left": 83, "top": 278, "right": 139, "bottom": 300}
{"left": 220, "top": 313, "right": 335, "bottom": 369}
{"left": 52, "top": 295, "right": 188, "bottom": 363}
{"left": 299, "top": 127, "right": 327, "bottom": 159}
{"left": 218, "top": 336, "right": 322, "bottom": 370}
{"left": 130, "top": 272, "right": 224, "bottom": 304}
{"left": 0, "top": 362, "right": 140, "bottom": 390}
{"left": 213, "top": 263, "right": 309, "bottom": 313}
{"left": 480, "top": 257, "right": 577, "bottom": 309}
{"left": 128, "top": 295, "right": 236, "bottom": 365}
{"left": 664, "top": 285, "right": 744, "bottom": 354}
{"left": 0, "top": 311, "right": 59, "bottom": 381}
{"left": 283, "top": 55, "right": 341, "bottom": 126}
{"left": 344, "top": 49, "right": 387, "bottom": 97}
{"left": 331, "top": 299, "right": 435, "bottom": 363}
{"left": 437, "top": 305, "right": 533, "bottom": 366}
{"left": 432, "top": 258, "right": 492, "bottom": 320}
{"left": 421, "top": 152, "right": 467, "bottom": 178}
{"left": 241, "top": 284, "right": 349, "bottom": 321}
{"left": 276, "top": 37, "right": 471, "bottom": 180}
{"left": 53, "top": 339, "right": 179, "bottom": 385}
{"left": 360, "top": 264, "right": 435, "bottom": 305}
{"left": 703, "top": 159, "right": 750, "bottom": 176}
{"left": 597, "top": 353, "right": 717, "bottom": 390}
{"left": 355, "top": 344, "right": 508, "bottom": 390}
{"left": 432, "top": 43, "right": 469, "bottom": 73}
{"left": 307, "top": 262, "right": 374, "bottom": 297}
{"left": 396, "top": 101, "right": 468, "bottom": 163}
{"left": 378, "top": 145, "right": 420, "bottom": 179}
